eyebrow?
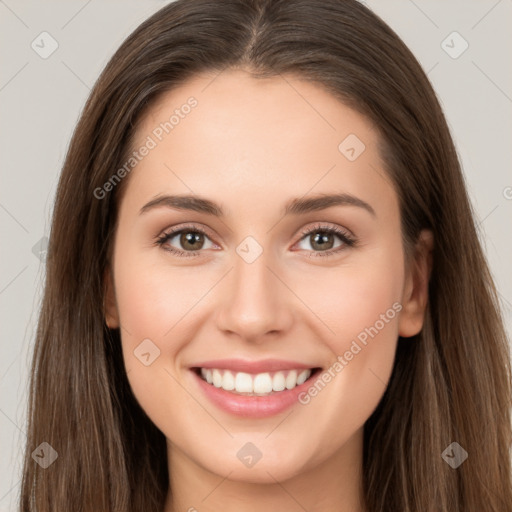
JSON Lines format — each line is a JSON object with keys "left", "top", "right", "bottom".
{"left": 139, "top": 192, "right": 376, "bottom": 218}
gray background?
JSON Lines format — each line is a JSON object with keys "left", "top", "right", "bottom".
{"left": 1, "top": 1, "right": 511, "bottom": 510}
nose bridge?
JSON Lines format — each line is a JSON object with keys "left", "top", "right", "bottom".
{"left": 233, "top": 244, "right": 272, "bottom": 300}
{"left": 215, "top": 239, "right": 293, "bottom": 340}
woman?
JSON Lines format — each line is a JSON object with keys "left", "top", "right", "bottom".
{"left": 19, "top": 1, "right": 512, "bottom": 511}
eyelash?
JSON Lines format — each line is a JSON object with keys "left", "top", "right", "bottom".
{"left": 155, "top": 222, "right": 357, "bottom": 259}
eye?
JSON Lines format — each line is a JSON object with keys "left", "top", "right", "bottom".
{"left": 155, "top": 224, "right": 217, "bottom": 258}
{"left": 155, "top": 222, "right": 357, "bottom": 258}
{"left": 294, "top": 223, "right": 356, "bottom": 257}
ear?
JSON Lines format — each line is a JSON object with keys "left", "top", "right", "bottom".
{"left": 398, "top": 229, "right": 434, "bottom": 338}
{"left": 103, "top": 265, "right": 120, "bottom": 329}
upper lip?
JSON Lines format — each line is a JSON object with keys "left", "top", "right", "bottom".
{"left": 191, "top": 358, "right": 320, "bottom": 374}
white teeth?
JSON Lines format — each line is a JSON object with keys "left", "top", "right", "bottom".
{"left": 285, "top": 370, "right": 297, "bottom": 390}
{"left": 272, "top": 372, "right": 286, "bottom": 392}
{"left": 212, "top": 369, "right": 223, "bottom": 388}
{"left": 198, "top": 368, "right": 313, "bottom": 395}
{"left": 253, "top": 373, "right": 273, "bottom": 394}
{"left": 235, "top": 372, "right": 253, "bottom": 393}
{"left": 296, "top": 369, "right": 310, "bottom": 385}
{"left": 222, "top": 370, "right": 235, "bottom": 391}
{"left": 201, "top": 367, "right": 213, "bottom": 384}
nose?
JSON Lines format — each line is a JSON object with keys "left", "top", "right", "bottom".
{"left": 215, "top": 247, "right": 295, "bottom": 344}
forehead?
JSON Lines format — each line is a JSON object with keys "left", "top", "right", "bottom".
{"left": 138, "top": 68, "right": 374, "bottom": 149}
{"left": 123, "top": 68, "right": 397, "bottom": 223}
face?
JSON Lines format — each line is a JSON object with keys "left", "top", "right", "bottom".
{"left": 104, "top": 68, "right": 430, "bottom": 483}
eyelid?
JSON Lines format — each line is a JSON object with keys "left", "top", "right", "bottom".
{"left": 296, "top": 222, "right": 355, "bottom": 245}
{"left": 156, "top": 222, "right": 218, "bottom": 242}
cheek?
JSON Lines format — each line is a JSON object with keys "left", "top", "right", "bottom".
{"left": 112, "top": 251, "right": 205, "bottom": 432}
{"left": 295, "top": 244, "right": 404, "bottom": 353}
{"left": 290, "top": 247, "right": 404, "bottom": 435}
{"left": 114, "top": 250, "right": 214, "bottom": 345}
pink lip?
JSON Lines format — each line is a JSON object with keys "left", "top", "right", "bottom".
{"left": 189, "top": 360, "right": 321, "bottom": 418}
{"left": 191, "top": 358, "right": 315, "bottom": 374}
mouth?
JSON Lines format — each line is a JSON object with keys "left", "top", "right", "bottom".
{"left": 192, "top": 367, "right": 322, "bottom": 396}
{"left": 189, "top": 358, "right": 323, "bottom": 417}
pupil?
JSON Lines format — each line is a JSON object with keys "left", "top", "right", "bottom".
{"left": 182, "top": 232, "right": 203, "bottom": 250}
{"left": 312, "top": 232, "right": 333, "bottom": 250}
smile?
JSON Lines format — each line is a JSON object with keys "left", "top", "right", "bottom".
{"left": 197, "top": 368, "right": 315, "bottom": 395}
{"left": 190, "top": 360, "right": 322, "bottom": 418}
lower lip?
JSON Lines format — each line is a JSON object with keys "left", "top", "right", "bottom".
{"left": 191, "top": 369, "right": 318, "bottom": 418}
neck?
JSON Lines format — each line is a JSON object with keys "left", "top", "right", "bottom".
{"left": 163, "top": 427, "right": 366, "bottom": 512}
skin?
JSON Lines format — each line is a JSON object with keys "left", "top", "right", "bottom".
{"left": 104, "top": 68, "right": 433, "bottom": 512}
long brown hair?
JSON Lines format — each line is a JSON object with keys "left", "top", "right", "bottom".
{"left": 19, "top": 1, "right": 512, "bottom": 510}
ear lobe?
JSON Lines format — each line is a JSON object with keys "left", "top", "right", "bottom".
{"left": 398, "top": 229, "right": 434, "bottom": 338}
{"left": 103, "top": 266, "right": 119, "bottom": 329}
